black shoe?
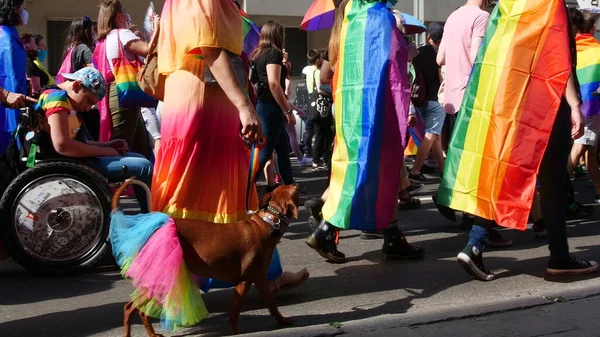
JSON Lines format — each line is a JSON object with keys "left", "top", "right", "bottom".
{"left": 460, "top": 214, "right": 475, "bottom": 230}
{"left": 406, "top": 182, "right": 424, "bottom": 194}
{"left": 567, "top": 201, "right": 594, "bottom": 219}
{"left": 306, "top": 221, "right": 346, "bottom": 263}
{"left": 487, "top": 228, "right": 514, "bottom": 248}
{"left": 408, "top": 172, "right": 427, "bottom": 183}
{"left": 421, "top": 164, "right": 437, "bottom": 174}
{"left": 381, "top": 227, "right": 424, "bottom": 260}
{"left": 547, "top": 256, "right": 599, "bottom": 275}
{"left": 305, "top": 198, "right": 324, "bottom": 231}
{"left": 360, "top": 230, "right": 384, "bottom": 240}
{"left": 457, "top": 245, "right": 496, "bottom": 281}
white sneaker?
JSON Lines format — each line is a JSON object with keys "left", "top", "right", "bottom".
{"left": 298, "top": 157, "right": 313, "bottom": 167}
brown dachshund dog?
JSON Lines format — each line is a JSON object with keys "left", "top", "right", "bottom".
{"left": 112, "top": 180, "right": 303, "bottom": 336}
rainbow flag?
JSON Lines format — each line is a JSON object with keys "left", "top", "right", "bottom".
{"left": 576, "top": 34, "right": 600, "bottom": 118}
{"left": 241, "top": 16, "right": 260, "bottom": 55}
{"left": 322, "top": 0, "right": 410, "bottom": 231}
{"left": 437, "top": 0, "right": 571, "bottom": 230}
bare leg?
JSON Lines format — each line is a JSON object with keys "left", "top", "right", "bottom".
{"left": 411, "top": 133, "right": 438, "bottom": 175}
{"left": 230, "top": 281, "right": 251, "bottom": 335}
{"left": 585, "top": 146, "right": 600, "bottom": 194}
{"left": 400, "top": 164, "right": 410, "bottom": 190}
{"left": 153, "top": 139, "right": 161, "bottom": 158}
{"left": 264, "top": 159, "right": 275, "bottom": 185}
{"left": 139, "top": 310, "right": 163, "bottom": 337}
{"left": 321, "top": 186, "right": 330, "bottom": 201}
{"left": 432, "top": 136, "right": 446, "bottom": 173}
{"left": 568, "top": 143, "right": 586, "bottom": 175}
{"left": 256, "top": 278, "right": 294, "bottom": 326}
{"left": 531, "top": 191, "right": 542, "bottom": 222}
{"left": 122, "top": 301, "right": 136, "bottom": 337}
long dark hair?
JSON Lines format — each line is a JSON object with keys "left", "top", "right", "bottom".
{"left": 250, "top": 21, "right": 284, "bottom": 62}
{"left": 0, "top": 0, "right": 24, "bottom": 26}
{"left": 63, "top": 16, "right": 94, "bottom": 58}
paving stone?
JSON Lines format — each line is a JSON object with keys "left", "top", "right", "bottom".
{"left": 344, "top": 327, "right": 421, "bottom": 337}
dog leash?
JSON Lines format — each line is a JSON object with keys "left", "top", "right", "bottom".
{"left": 242, "top": 135, "right": 265, "bottom": 215}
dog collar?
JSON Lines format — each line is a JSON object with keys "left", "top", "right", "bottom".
{"left": 261, "top": 206, "right": 288, "bottom": 237}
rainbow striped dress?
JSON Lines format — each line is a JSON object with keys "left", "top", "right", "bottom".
{"left": 438, "top": 0, "right": 572, "bottom": 230}
{"left": 322, "top": 0, "right": 410, "bottom": 231}
{"left": 576, "top": 33, "right": 600, "bottom": 118}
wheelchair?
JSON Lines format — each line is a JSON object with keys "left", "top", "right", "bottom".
{"left": 0, "top": 106, "right": 149, "bottom": 275}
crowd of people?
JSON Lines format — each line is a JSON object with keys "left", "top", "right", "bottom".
{"left": 0, "top": 0, "right": 599, "bottom": 311}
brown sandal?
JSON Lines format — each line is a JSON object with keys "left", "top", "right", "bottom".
{"left": 398, "top": 190, "right": 421, "bottom": 211}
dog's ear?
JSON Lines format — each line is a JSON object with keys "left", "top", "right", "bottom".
{"left": 259, "top": 192, "right": 273, "bottom": 209}
{"left": 285, "top": 200, "right": 299, "bottom": 219}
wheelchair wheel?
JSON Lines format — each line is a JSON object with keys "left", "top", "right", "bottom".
{"left": 0, "top": 161, "right": 112, "bottom": 274}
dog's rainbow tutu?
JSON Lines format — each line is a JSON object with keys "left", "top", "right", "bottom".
{"left": 110, "top": 211, "right": 209, "bottom": 331}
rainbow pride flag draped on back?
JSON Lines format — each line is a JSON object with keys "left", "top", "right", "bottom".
{"left": 576, "top": 34, "right": 600, "bottom": 118}
{"left": 322, "top": 0, "right": 410, "bottom": 231}
{"left": 437, "top": 0, "right": 571, "bottom": 230}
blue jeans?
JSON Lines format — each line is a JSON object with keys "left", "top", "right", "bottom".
{"left": 300, "top": 114, "right": 314, "bottom": 153}
{"left": 86, "top": 152, "right": 153, "bottom": 213}
{"left": 257, "top": 100, "right": 294, "bottom": 185}
{"left": 416, "top": 101, "right": 445, "bottom": 136}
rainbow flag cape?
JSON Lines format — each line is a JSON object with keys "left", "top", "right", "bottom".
{"left": 576, "top": 34, "right": 600, "bottom": 118}
{"left": 437, "top": 0, "right": 571, "bottom": 230}
{"left": 322, "top": 0, "right": 410, "bottom": 231}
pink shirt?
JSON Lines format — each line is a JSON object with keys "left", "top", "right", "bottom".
{"left": 441, "top": 5, "right": 490, "bottom": 114}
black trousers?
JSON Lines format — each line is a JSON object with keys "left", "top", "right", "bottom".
{"left": 474, "top": 100, "right": 571, "bottom": 258}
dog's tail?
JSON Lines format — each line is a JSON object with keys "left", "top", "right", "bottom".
{"left": 112, "top": 178, "right": 136, "bottom": 212}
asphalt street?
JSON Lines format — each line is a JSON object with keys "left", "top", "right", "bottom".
{"left": 1, "top": 160, "right": 600, "bottom": 337}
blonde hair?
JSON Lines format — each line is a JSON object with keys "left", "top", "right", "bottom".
{"left": 97, "top": 0, "right": 123, "bottom": 40}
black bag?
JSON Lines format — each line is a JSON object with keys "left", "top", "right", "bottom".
{"left": 411, "top": 63, "right": 428, "bottom": 108}
{"left": 308, "top": 70, "right": 332, "bottom": 125}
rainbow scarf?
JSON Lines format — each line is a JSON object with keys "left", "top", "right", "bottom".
{"left": 437, "top": 0, "right": 571, "bottom": 230}
{"left": 322, "top": 0, "right": 410, "bottom": 231}
{"left": 576, "top": 34, "right": 600, "bottom": 118}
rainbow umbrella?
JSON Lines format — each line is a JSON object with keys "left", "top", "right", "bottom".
{"left": 242, "top": 15, "right": 260, "bottom": 55}
{"left": 301, "top": 0, "right": 426, "bottom": 34}
{"left": 301, "top": 0, "right": 335, "bottom": 31}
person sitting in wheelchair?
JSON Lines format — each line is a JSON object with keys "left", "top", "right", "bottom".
{"left": 38, "top": 67, "right": 152, "bottom": 213}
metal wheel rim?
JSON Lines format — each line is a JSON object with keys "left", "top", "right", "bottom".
{"left": 12, "top": 174, "right": 105, "bottom": 263}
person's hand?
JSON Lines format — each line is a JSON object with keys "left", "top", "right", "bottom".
{"left": 239, "top": 106, "right": 261, "bottom": 142}
{"left": 408, "top": 114, "right": 417, "bottom": 128}
{"left": 4, "top": 92, "right": 27, "bottom": 108}
{"left": 103, "top": 147, "right": 120, "bottom": 157}
{"left": 109, "top": 139, "right": 129, "bottom": 154}
{"left": 571, "top": 107, "right": 584, "bottom": 140}
{"left": 286, "top": 113, "right": 297, "bottom": 126}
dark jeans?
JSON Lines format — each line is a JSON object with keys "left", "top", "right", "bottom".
{"left": 257, "top": 100, "right": 294, "bottom": 185}
{"left": 469, "top": 101, "right": 571, "bottom": 259}
{"left": 312, "top": 119, "right": 334, "bottom": 164}
{"left": 301, "top": 114, "right": 315, "bottom": 153}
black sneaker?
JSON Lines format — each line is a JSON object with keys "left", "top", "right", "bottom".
{"left": 360, "top": 230, "right": 384, "bottom": 240}
{"left": 381, "top": 227, "right": 424, "bottom": 260}
{"left": 457, "top": 245, "right": 496, "bottom": 281}
{"left": 547, "top": 256, "right": 599, "bottom": 275}
{"left": 408, "top": 172, "right": 427, "bottom": 183}
{"left": 305, "top": 198, "right": 324, "bottom": 231}
{"left": 567, "top": 202, "right": 594, "bottom": 219}
{"left": 306, "top": 221, "right": 346, "bottom": 263}
{"left": 533, "top": 219, "right": 547, "bottom": 238}
{"left": 421, "top": 164, "right": 437, "bottom": 174}
{"left": 406, "top": 182, "right": 424, "bottom": 194}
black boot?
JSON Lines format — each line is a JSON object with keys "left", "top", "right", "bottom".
{"left": 381, "top": 226, "right": 425, "bottom": 260}
{"left": 305, "top": 198, "right": 325, "bottom": 231}
{"left": 306, "top": 220, "right": 346, "bottom": 263}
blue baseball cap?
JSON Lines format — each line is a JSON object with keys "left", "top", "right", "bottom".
{"left": 62, "top": 67, "right": 107, "bottom": 101}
